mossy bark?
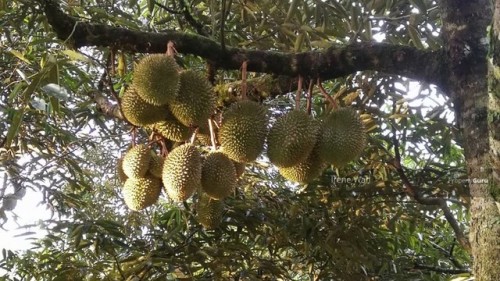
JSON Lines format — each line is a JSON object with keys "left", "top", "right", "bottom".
{"left": 440, "top": 0, "right": 500, "bottom": 280}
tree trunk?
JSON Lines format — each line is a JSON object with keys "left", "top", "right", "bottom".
{"left": 441, "top": 1, "right": 500, "bottom": 280}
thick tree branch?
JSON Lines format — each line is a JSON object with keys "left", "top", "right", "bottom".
{"left": 38, "top": 0, "right": 446, "bottom": 88}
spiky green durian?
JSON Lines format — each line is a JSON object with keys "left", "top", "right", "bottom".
{"left": 196, "top": 193, "right": 224, "bottom": 230}
{"left": 162, "top": 144, "right": 202, "bottom": 201}
{"left": 150, "top": 118, "right": 190, "bottom": 142}
{"left": 122, "top": 144, "right": 152, "bottom": 178}
{"left": 132, "top": 54, "right": 180, "bottom": 105}
{"left": 169, "top": 70, "right": 215, "bottom": 127}
{"left": 201, "top": 152, "right": 237, "bottom": 199}
{"left": 122, "top": 175, "right": 161, "bottom": 211}
{"left": 219, "top": 100, "right": 268, "bottom": 163}
{"left": 117, "top": 157, "right": 128, "bottom": 183}
{"left": 148, "top": 152, "right": 164, "bottom": 178}
{"left": 267, "top": 110, "right": 319, "bottom": 167}
{"left": 318, "top": 108, "right": 366, "bottom": 167}
{"left": 121, "top": 87, "right": 168, "bottom": 126}
{"left": 278, "top": 143, "right": 326, "bottom": 183}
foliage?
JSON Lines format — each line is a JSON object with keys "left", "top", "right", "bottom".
{"left": 0, "top": 0, "right": 473, "bottom": 280}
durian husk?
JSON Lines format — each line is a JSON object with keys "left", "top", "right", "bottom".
{"left": 201, "top": 152, "right": 237, "bottom": 199}
{"left": 267, "top": 110, "right": 319, "bottom": 168}
{"left": 132, "top": 54, "right": 180, "bottom": 105}
{"left": 122, "top": 144, "right": 152, "bottom": 179}
{"left": 278, "top": 136, "right": 327, "bottom": 183}
{"left": 317, "top": 108, "right": 366, "bottom": 167}
{"left": 122, "top": 175, "right": 162, "bottom": 211}
{"left": 219, "top": 100, "right": 268, "bottom": 163}
{"left": 120, "top": 86, "right": 168, "bottom": 127}
{"left": 196, "top": 193, "right": 224, "bottom": 230}
{"left": 162, "top": 144, "right": 202, "bottom": 202}
{"left": 169, "top": 70, "right": 215, "bottom": 127}
{"left": 148, "top": 152, "right": 164, "bottom": 178}
{"left": 116, "top": 157, "right": 128, "bottom": 184}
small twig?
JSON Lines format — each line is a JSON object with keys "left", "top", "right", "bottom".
{"left": 154, "top": 1, "right": 182, "bottom": 14}
{"left": 178, "top": 0, "right": 209, "bottom": 37}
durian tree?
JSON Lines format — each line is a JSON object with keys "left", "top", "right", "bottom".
{"left": 0, "top": 0, "right": 499, "bottom": 280}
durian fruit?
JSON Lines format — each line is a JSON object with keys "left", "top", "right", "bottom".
{"left": 201, "top": 152, "right": 237, "bottom": 199}
{"left": 278, "top": 142, "right": 327, "bottom": 183}
{"left": 122, "top": 174, "right": 162, "bottom": 211}
{"left": 162, "top": 144, "right": 202, "bottom": 201}
{"left": 317, "top": 108, "right": 366, "bottom": 167}
{"left": 121, "top": 87, "right": 168, "bottom": 127}
{"left": 196, "top": 193, "right": 224, "bottom": 230}
{"left": 132, "top": 54, "right": 180, "bottom": 105}
{"left": 149, "top": 118, "right": 190, "bottom": 142}
{"left": 122, "top": 144, "right": 152, "bottom": 178}
{"left": 196, "top": 123, "right": 217, "bottom": 146}
{"left": 219, "top": 100, "right": 268, "bottom": 163}
{"left": 169, "top": 70, "right": 215, "bottom": 127}
{"left": 116, "top": 157, "right": 128, "bottom": 183}
{"left": 196, "top": 133, "right": 213, "bottom": 146}
{"left": 233, "top": 161, "right": 246, "bottom": 178}
{"left": 148, "top": 152, "right": 164, "bottom": 178}
{"left": 267, "top": 110, "right": 319, "bottom": 167}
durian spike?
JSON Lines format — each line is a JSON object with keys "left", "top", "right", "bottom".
{"left": 208, "top": 118, "right": 217, "bottom": 151}
{"left": 166, "top": 41, "right": 177, "bottom": 57}
{"left": 241, "top": 60, "right": 248, "bottom": 100}
{"left": 295, "top": 75, "right": 303, "bottom": 109}
{"left": 317, "top": 78, "right": 338, "bottom": 110}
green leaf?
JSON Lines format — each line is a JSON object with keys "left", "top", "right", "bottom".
{"left": 4, "top": 107, "right": 25, "bottom": 149}
{"left": 9, "top": 50, "right": 31, "bottom": 64}
{"left": 61, "top": 50, "right": 92, "bottom": 63}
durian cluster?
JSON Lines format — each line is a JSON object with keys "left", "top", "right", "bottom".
{"left": 121, "top": 54, "right": 215, "bottom": 142}
{"left": 268, "top": 108, "right": 367, "bottom": 183}
{"left": 116, "top": 53, "right": 368, "bottom": 229}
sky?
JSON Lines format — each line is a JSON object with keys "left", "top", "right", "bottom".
{"left": 0, "top": 178, "right": 51, "bottom": 252}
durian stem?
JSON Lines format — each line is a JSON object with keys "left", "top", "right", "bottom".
{"left": 166, "top": 41, "right": 177, "bottom": 56}
{"left": 160, "top": 138, "right": 168, "bottom": 157}
{"left": 295, "top": 75, "right": 303, "bottom": 109}
{"left": 132, "top": 127, "right": 137, "bottom": 146}
{"left": 208, "top": 118, "right": 217, "bottom": 151}
{"left": 306, "top": 81, "right": 313, "bottom": 115}
{"left": 317, "top": 78, "right": 338, "bottom": 109}
{"left": 190, "top": 127, "right": 199, "bottom": 144}
{"left": 241, "top": 60, "right": 248, "bottom": 100}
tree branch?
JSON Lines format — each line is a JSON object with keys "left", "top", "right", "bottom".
{"left": 38, "top": 0, "right": 446, "bottom": 88}
{"left": 391, "top": 125, "right": 471, "bottom": 252}
{"left": 89, "top": 90, "right": 123, "bottom": 120}
{"left": 412, "top": 264, "right": 470, "bottom": 274}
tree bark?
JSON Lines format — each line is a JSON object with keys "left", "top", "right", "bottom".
{"left": 37, "top": 0, "right": 446, "bottom": 88}
{"left": 440, "top": 0, "right": 500, "bottom": 280}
